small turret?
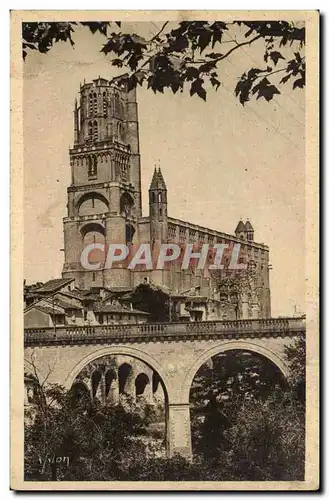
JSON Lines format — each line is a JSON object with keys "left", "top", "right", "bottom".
{"left": 235, "top": 220, "right": 247, "bottom": 240}
{"left": 244, "top": 219, "right": 254, "bottom": 242}
{"left": 235, "top": 220, "right": 254, "bottom": 241}
{"left": 149, "top": 167, "right": 168, "bottom": 242}
{"left": 149, "top": 168, "right": 167, "bottom": 205}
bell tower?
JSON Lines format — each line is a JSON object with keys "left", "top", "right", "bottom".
{"left": 62, "top": 77, "right": 141, "bottom": 289}
{"left": 149, "top": 167, "right": 168, "bottom": 243}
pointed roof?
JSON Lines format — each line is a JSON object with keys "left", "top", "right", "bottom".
{"left": 245, "top": 220, "right": 254, "bottom": 232}
{"left": 235, "top": 220, "right": 246, "bottom": 233}
{"left": 157, "top": 168, "right": 167, "bottom": 189}
{"left": 149, "top": 167, "right": 167, "bottom": 190}
{"left": 150, "top": 168, "right": 159, "bottom": 190}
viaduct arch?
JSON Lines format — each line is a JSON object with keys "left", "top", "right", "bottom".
{"left": 65, "top": 345, "right": 171, "bottom": 400}
{"left": 24, "top": 316, "right": 305, "bottom": 457}
{"left": 181, "top": 340, "right": 290, "bottom": 404}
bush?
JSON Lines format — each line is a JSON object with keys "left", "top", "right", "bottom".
{"left": 220, "top": 391, "right": 305, "bottom": 480}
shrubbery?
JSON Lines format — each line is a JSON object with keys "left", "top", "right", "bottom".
{"left": 25, "top": 337, "right": 305, "bottom": 481}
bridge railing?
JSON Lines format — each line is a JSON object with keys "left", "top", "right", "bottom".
{"left": 24, "top": 317, "right": 306, "bottom": 344}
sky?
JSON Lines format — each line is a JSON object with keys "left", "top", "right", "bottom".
{"left": 23, "top": 22, "right": 305, "bottom": 317}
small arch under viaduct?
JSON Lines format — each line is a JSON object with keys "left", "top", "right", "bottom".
{"left": 24, "top": 317, "right": 305, "bottom": 458}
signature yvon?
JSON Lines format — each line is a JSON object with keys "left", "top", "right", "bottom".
{"left": 38, "top": 454, "right": 70, "bottom": 473}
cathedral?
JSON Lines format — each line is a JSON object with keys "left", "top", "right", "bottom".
{"left": 60, "top": 76, "right": 270, "bottom": 318}
{"left": 25, "top": 76, "right": 271, "bottom": 327}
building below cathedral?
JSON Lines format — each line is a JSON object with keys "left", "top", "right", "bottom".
{"left": 24, "top": 76, "right": 271, "bottom": 328}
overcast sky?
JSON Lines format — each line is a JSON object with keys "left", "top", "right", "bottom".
{"left": 23, "top": 22, "right": 305, "bottom": 317}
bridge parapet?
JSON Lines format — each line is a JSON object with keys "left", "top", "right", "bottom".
{"left": 24, "top": 317, "right": 305, "bottom": 347}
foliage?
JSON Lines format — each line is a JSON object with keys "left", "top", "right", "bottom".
{"left": 189, "top": 350, "right": 286, "bottom": 457}
{"left": 133, "top": 392, "right": 305, "bottom": 482}
{"left": 284, "top": 334, "right": 306, "bottom": 403}
{"left": 25, "top": 341, "right": 306, "bottom": 481}
{"left": 130, "top": 282, "right": 170, "bottom": 322}
{"left": 22, "top": 20, "right": 305, "bottom": 103}
{"left": 187, "top": 345, "right": 305, "bottom": 480}
{"left": 22, "top": 22, "right": 117, "bottom": 59}
{"left": 25, "top": 378, "right": 158, "bottom": 481}
{"left": 221, "top": 391, "right": 305, "bottom": 480}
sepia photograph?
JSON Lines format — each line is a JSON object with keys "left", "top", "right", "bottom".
{"left": 10, "top": 10, "right": 319, "bottom": 491}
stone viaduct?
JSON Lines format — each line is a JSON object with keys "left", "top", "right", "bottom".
{"left": 24, "top": 316, "right": 305, "bottom": 458}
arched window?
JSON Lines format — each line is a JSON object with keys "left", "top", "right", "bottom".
{"left": 105, "top": 370, "right": 116, "bottom": 398}
{"left": 118, "top": 363, "right": 132, "bottom": 394}
{"left": 114, "top": 93, "right": 122, "bottom": 117}
{"left": 88, "top": 156, "right": 97, "bottom": 177}
{"left": 91, "top": 370, "right": 102, "bottom": 398}
{"left": 93, "top": 120, "right": 98, "bottom": 141}
{"left": 151, "top": 192, "right": 156, "bottom": 204}
{"left": 117, "top": 121, "right": 122, "bottom": 140}
{"left": 135, "top": 373, "right": 150, "bottom": 397}
{"left": 88, "top": 121, "right": 93, "bottom": 138}
{"left": 87, "top": 157, "right": 92, "bottom": 176}
{"left": 78, "top": 194, "right": 109, "bottom": 216}
{"left": 88, "top": 94, "right": 93, "bottom": 115}
{"left": 120, "top": 192, "right": 134, "bottom": 216}
{"left": 103, "top": 91, "right": 108, "bottom": 116}
{"left": 158, "top": 192, "right": 162, "bottom": 203}
{"left": 118, "top": 122, "right": 124, "bottom": 141}
{"left": 93, "top": 92, "right": 97, "bottom": 114}
{"left": 125, "top": 223, "right": 135, "bottom": 244}
{"left": 92, "top": 156, "right": 97, "bottom": 176}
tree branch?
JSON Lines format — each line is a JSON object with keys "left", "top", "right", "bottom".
{"left": 148, "top": 21, "right": 169, "bottom": 43}
{"left": 188, "top": 34, "right": 263, "bottom": 65}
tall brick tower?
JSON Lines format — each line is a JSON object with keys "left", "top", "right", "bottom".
{"left": 62, "top": 77, "right": 141, "bottom": 289}
{"left": 149, "top": 167, "right": 168, "bottom": 244}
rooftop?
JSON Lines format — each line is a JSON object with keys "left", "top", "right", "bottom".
{"left": 94, "top": 301, "right": 149, "bottom": 315}
{"left": 34, "top": 278, "right": 74, "bottom": 294}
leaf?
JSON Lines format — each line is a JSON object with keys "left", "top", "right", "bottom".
{"left": 245, "top": 27, "right": 254, "bottom": 38}
{"left": 127, "top": 52, "right": 143, "bottom": 71}
{"left": 111, "top": 58, "right": 123, "bottom": 67}
{"left": 295, "top": 51, "right": 302, "bottom": 63}
{"left": 198, "top": 31, "right": 212, "bottom": 53}
{"left": 269, "top": 51, "right": 285, "bottom": 66}
{"left": 211, "top": 30, "right": 222, "bottom": 48}
{"left": 134, "top": 70, "right": 146, "bottom": 85}
{"left": 190, "top": 78, "right": 206, "bottom": 101}
{"left": 166, "top": 33, "right": 189, "bottom": 53}
{"left": 235, "top": 79, "right": 252, "bottom": 105}
{"left": 210, "top": 76, "right": 221, "bottom": 90}
{"left": 292, "top": 78, "right": 304, "bottom": 89}
{"left": 254, "top": 81, "right": 281, "bottom": 102}
{"left": 280, "top": 73, "right": 292, "bottom": 84}
{"left": 206, "top": 52, "right": 223, "bottom": 59}
{"left": 81, "top": 22, "right": 110, "bottom": 36}
{"left": 131, "top": 33, "right": 148, "bottom": 46}
{"left": 199, "top": 60, "right": 217, "bottom": 73}
{"left": 184, "top": 66, "right": 200, "bottom": 81}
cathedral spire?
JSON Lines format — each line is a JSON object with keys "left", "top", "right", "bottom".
{"left": 157, "top": 168, "right": 167, "bottom": 190}
{"left": 150, "top": 167, "right": 159, "bottom": 190}
{"left": 149, "top": 166, "right": 167, "bottom": 191}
